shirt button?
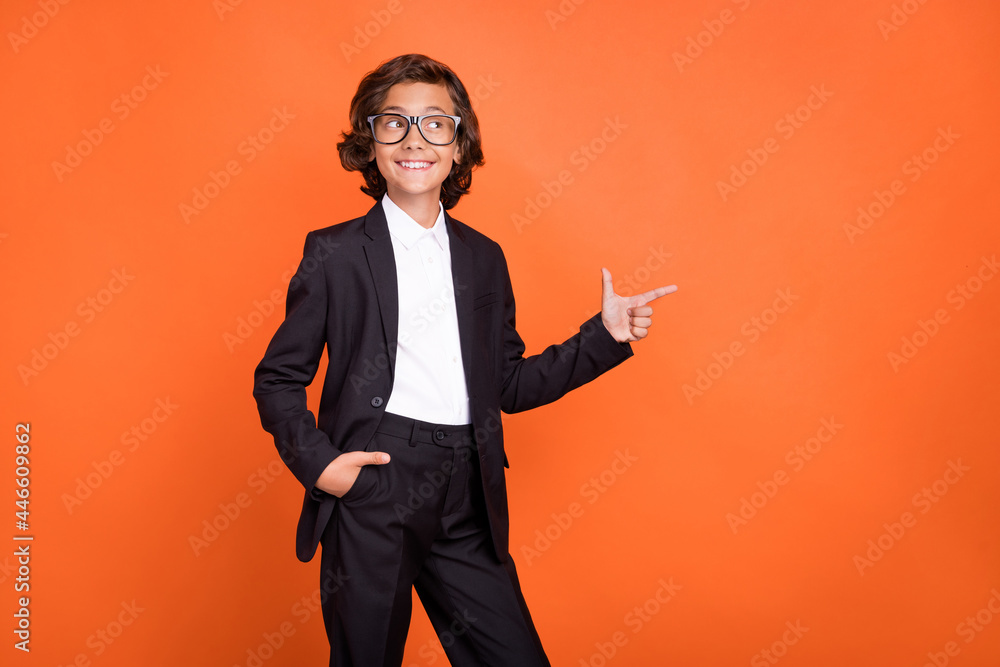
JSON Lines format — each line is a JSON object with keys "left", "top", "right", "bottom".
{"left": 370, "top": 396, "right": 383, "bottom": 408}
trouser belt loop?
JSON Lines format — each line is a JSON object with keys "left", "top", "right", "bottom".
{"left": 408, "top": 418, "right": 419, "bottom": 447}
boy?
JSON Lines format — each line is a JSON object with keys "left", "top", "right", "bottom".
{"left": 253, "top": 54, "right": 675, "bottom": 666}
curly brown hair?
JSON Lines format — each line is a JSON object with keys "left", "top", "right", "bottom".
{"left": 336, "top": 54, "right": 485, "bottom": 210}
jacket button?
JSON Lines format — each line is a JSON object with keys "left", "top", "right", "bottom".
{"left": 370, "top": 396, "right": 383, "bottom": 407}
{"left": 434, "top": 429, "right": 445, "bottom": 441}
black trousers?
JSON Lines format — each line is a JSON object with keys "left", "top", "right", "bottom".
{"left": 319, "top": 412, "right": 551, "bottom": 667}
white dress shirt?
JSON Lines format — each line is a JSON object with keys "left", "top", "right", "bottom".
{"left": 381, "top": 194, "right": 471, "bottom": 425}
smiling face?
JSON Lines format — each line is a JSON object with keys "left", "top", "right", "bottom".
{"left": 370, "top": 81, "right": 462, "bottom": 212}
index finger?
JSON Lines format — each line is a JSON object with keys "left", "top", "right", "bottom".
{"left": 635, "top": 284, "right": 678, "bottom": 305}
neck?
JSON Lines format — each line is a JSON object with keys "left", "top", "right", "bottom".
{"left": 386, "top": 189, "right": 441, "bottom": 229}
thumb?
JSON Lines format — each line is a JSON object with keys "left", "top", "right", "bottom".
{"left": 601, "top": 267, "right": 615, "bottom": 301}
{"left": 369, "top": 452, "right": 390, "bottom": 465}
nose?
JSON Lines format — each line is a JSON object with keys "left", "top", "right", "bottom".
{"left": 401, "top": 119, "right": 427, "bottom": 147}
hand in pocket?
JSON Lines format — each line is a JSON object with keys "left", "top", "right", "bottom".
{"left": 314, "top": 450, "right": 390, "bottom": 498}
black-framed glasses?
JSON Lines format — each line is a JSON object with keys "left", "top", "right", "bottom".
{"left": 366, "top": 113, "right": 462, "bottom": 146}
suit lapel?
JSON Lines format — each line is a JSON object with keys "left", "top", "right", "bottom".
{"left": 446, "top": 213, "right": 476, "bottom": 394}
{"left": 362, "top": 202, "right": 399, "bottom": 378}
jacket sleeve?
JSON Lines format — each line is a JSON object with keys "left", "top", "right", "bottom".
{"left": 252, "top": 232, "right": 340, "bottom": 493}
{"left": 498, "top": 251, "right": 634, "bottom": 414}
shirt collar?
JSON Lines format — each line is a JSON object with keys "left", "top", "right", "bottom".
{"left": 382, "top": 194, "right": 447, "bottom": 251}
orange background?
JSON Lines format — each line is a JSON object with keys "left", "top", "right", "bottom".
{"left": 3, "top": 0, "right": 1000, "bottom": 665}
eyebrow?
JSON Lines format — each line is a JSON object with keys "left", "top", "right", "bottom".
{"left": 379, "top": 105, "right": 452, "bottom": 115}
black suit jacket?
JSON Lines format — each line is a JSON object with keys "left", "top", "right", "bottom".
{"left": 253, "top": 201, "right": 633, "bottom": 563}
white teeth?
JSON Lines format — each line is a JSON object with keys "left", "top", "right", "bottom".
{"left": 399, "top": 161, "right": 431, "bottom": 169}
